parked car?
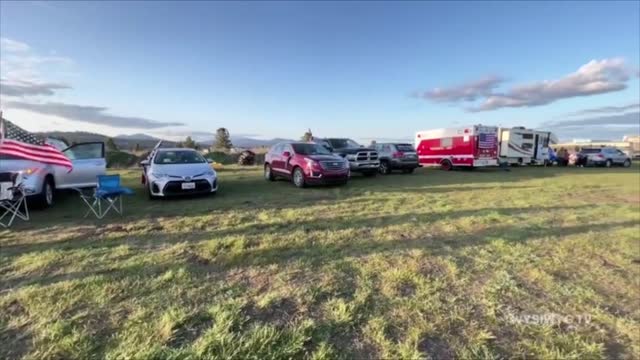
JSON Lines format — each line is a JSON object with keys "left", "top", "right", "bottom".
{"left": 141, "top": 148, "right": 218, "bottom": 198}
{"left": 0, "top": 141, "right": 106, "bottom": 208}
{"left": 373, "top": 143, "right": 419, "bottom": 174}
{"left": 316, "top": 138, "right": 379, "bottom": 176}
{"left": 264, "top": 142, "right": 349, "bottom": 187}
{"left": 580, "top": 147, "right": 632, "bottom": 167}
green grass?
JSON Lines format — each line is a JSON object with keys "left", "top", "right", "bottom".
{"left": 1, "top": 165, "right": 639, "bottom": 359}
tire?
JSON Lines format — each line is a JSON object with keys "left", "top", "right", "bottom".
{"left": 379, "top": 160, "right": 392, "bottom": 175}
{"left": 33, "top": 177, "right": 55, "bottom": 209}
{"left": 292, "top": 167, "right": 306, "bottom": 188}
{"left": 402, "top": 168, "right": 415, "bottom": 174}
{"left": 264, "top": 163, "right": 275, "bottom": 181}
{"left": 362, "top": 171, "right": 377, "bottom": 177}
{"left": 623, "top": 159, "right": 631, "bottom": 168}
{"left": 605, "top": 159, "right": 612, "bottom": 168}
{"left": 440, "top": 159, "right": 453, "bottom": 171}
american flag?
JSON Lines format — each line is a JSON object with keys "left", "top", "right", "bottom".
{"left": 0, "top": 115, "right": 73, "bottom": 170}
{"left": 478, "top": 132, "right": 497, "bottom": 149}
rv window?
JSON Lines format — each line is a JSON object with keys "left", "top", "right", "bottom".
{"left": 522, "top": 134, "right": 534, "bottom": 140}
{"left": 440, "top": 138, "right": 452, "bottom": 148}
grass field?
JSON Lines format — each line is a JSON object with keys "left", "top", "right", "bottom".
{"left": 1, "top": 165, "right": 639, "bottom": 359}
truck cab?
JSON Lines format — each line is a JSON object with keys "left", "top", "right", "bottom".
{"left": 318, "top": 138, "right": 379, "bottom": 176}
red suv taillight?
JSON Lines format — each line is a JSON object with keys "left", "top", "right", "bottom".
{"left": 392, "top": 151, "right": 404, "bottom": 158}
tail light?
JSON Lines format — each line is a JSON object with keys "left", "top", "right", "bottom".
{"left": 392, "top": 151, "right": 404, "bottom": 158}
{"left": 596, "top": 154, "right": 605, "bottom": 159}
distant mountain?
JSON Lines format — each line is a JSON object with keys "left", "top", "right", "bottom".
{"left": 39, "top": 131, "right": 174, "bottom": 150}
{"left": 39, "top": 131, "right": 291, "bottom": 150}
{"left": 115, "top": 133, "right": 161, "bottom": 141}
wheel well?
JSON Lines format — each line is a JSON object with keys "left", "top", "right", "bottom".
{"left": 45, "top": 174, "right": 55, "bottom": 189}
{"left": 440, "top": 158, "right": 452, "bottom": 164}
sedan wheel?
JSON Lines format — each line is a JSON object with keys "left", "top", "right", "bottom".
{"left": 623, "top": 159, "right": 631, "bottom": 168}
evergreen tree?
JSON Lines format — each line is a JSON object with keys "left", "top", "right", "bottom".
{"left": 106, "top": 137, "right": 119, "bottom": 151}
{"left": 301, "top": 128, "right": 313, "bottom": 142}
{"left": 214, "top": 128, "right": 233, "bottom": 151}
{"left": 183, "top": 136, "right": 197, "bottom": 149}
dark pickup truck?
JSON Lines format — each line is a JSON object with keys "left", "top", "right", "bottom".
{"left": 316, "top": 138, "right": 379, "bottom": 176}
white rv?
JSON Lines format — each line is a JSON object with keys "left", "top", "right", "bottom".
{"left": 531, "top": 130, "right": 558, "bottom": 165}
{"left": 498, "top": 127, "right": 535, "bottom": 165}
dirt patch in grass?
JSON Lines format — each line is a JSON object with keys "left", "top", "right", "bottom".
{"left": 0, "top": 299, "right": 33, "bottom": 360}
{"left": 245, "top": 297, "right": 300, "bottom": 327}
{"left": 167, "top": 311, "right": 214, "bottom": 349}
{"left": 418, "top": 336, "right": 455, "bottom": 360}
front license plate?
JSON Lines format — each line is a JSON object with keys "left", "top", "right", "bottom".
{"left": 181, "top": 182, "right": 196, "bottom": 190}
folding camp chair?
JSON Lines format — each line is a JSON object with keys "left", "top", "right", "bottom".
{"left": 76, "top": 175, "right": 134, "bottom": 219}
{"left": 0, "top": 172, "right": 30, "bottom": 228}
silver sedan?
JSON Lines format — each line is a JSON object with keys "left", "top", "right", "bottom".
{"left": 141, "top": 148, "right": 218, "bottom": 199}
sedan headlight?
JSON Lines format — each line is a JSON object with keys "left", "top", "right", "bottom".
{"left": 205, "top": 169, "right": 215, "bottom": 176}
{"left": 151, "top": 172, "right": 169, "bottom": 179}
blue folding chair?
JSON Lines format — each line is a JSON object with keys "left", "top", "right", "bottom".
{"left": 76, "top": 175, "right": 134, "bottom": 219}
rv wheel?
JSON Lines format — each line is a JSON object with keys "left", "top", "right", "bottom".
{"left": 441, "top": 159, "right": 453, "bottom": 171}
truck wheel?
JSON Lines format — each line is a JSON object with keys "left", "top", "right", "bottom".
{"left": 605, "top": 159, "right": 612, "bottom": 168}
{"left": 33, "top": 177, "right": 55, "bottom": 209}
{"left": 293, "top": 167, "right": 306, "bottom": 188}
{"left": 264, "top": 164, "right": 275, "bottom": 181}
{"left": 623, "top": 159, "right": 631, "bottom": 168}
{"left": 379, "top": 161, "right": 391, "bottom": 175}
{"left": 402, "top": 168, "right": 415, "bottom": 174}
{"left": 440, "top": 159, "right": 453, "bottom": 171}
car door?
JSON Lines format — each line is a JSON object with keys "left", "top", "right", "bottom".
{"left": 55, "top": 142, "right": 106, "bottom": 188}
{"left": 281, "top": 144, "right": 294, "bottom": 175}
{"left": 613, "top": 149, "right": 627, "bottom": 164}
{"left": 270, "top": 144, "right": 285, "bottom": 174}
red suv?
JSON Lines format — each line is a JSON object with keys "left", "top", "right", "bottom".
{"left": 264, "top": 142, "right": 350, "bottom": 187}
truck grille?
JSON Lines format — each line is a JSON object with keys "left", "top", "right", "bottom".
{"left": 356, "top": 151, "right": 378, "bottom": 161}
{"left": 320, "top": 161, "right": 345, "bottom": 171}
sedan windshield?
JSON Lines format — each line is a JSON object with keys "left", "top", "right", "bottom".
{"left": 328, "top": 139, "right": 360, "bottom": 149}
{"left": 292, "top": 143, "right": 332, "bottom": 155}
{"left": 154, "top": 150, "right": 206, "bottom": 164}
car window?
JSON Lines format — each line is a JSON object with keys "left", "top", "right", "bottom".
{"left": 154, "top": 150, "right": 206, "bottom": 164}
{"left": 292, "top": 143, "right": 332, "bottom": 155}
{"left": 395, "top": 144, "right": 414, "bottom": 152}
{"left": 580, "top": 148, "right": 601, "bottom": 154}
{"left": 63, "top": 143, "right": 104, "bottom": 160}
{"left": 328, "top": 139, "right": 360, "bottom": 148}
{"left": 271, "top": 144, "right": 283, "bottom": 154}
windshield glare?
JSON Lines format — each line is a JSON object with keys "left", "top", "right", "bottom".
{"left": 329, "top": 139, "right": 360, "bottom": 148}
{"left": 154, "top": 150, "right": 206, "bottom": 164}
{"left": 292, "top": 143, "right": 332, "bottom": 155}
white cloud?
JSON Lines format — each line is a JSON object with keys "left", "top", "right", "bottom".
{"left": 5, "top": 101, "right": 185, "bottom": 129}
{"left": 419, "top": 58, "right": 636, "bottom": 112}
{"left": 418, "top": 75, "right": 504, "bottom": 102}
{"left": 0, "top": 78, "right": 71, "bottom": 97}
{"left": 0, "top": 38, "right": 30, "bottom": 52}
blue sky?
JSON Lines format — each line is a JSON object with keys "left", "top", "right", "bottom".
{"left": 1, "top": 1, "right": 639, "bottom": 142}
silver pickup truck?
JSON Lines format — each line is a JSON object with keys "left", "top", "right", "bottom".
{"left": 0, "top": 140, "right": 106, "bottom": 208}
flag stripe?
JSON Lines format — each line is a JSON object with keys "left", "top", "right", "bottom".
{"left": 0, "top": 149, "right": 73, "bottom": 168}
{"left": 0, "top": 117, "right": 73, "bottom": 169}
{"left": 0, "top": 139, "right": 64, "bottom": 153}
{"left": 0, "top": 143, "right": 72, "bottom": 162}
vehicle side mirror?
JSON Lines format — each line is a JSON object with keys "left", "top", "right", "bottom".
{"left": 207, "top": 159, "right": 213, "bottom": 164}
{"left": 323, "top": 145, "right": 333, "bottom": 152}
{"left": 283, "top": 151, "right": 291, "bottom": 158}
{"left": 140, "top": 160, "right": 149, "bottom": 166}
